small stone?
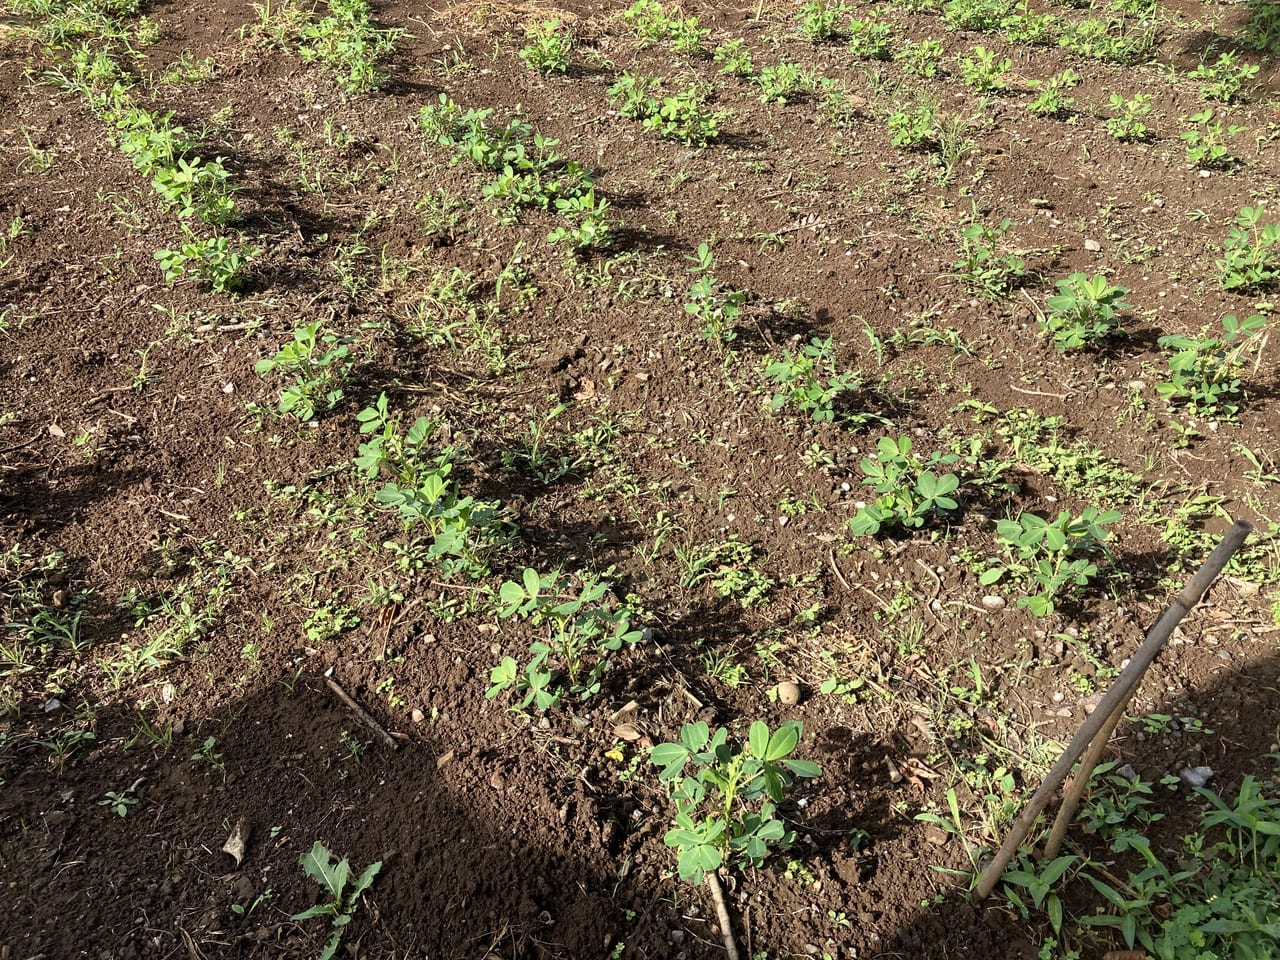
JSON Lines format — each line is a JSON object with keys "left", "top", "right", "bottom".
{"left": 924, "top": 823, "right": 950, "bottom": 846}
{"left": 1115, "top": 764, "right": 1138, "bottom": 781}
{"left": 1179, "top": 765, "right": 1213, "bottom": 788}
{"left": 1217, "top": 649, "right": 1232, "bottom": 661}
{"left": 669, "top": 930, "right": 686, "bottom": 943}
{"left": 1084, "top": 238, "right": 1101, "bottom": 252}
{"left": 43, "top": 698, "right": 63, "bottom": 713}
{"left": 981, "top": 595, "right": 1006, "bottom": 610}
{"left": 1199, "top": 169, "right": 1212, "bottom": 178}
{"left": 162, "top": 683, "right": 176, "bottom": 704}
{"left": 1051, "top": 692, "right": 1065, "bottom": 703}
{"left": 776, "top": 681, "right": 802, "bottom": 705}
{"left": 411, "top": 708, "right": 425, "bottom": 723}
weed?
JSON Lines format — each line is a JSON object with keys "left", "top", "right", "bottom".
{"left": 1241, "top": 0, "right": 1280, "bottom": 51}
{"left": 650, "top": 720, "right": 821, "bottom": 883}
{"left": 1078, "top": 775, "right": 1280, "bottom": 960}
{"left": 192, "top": 735, "right": 225, "bottom": 772}
{"left": 487, "top": 568, "right": 643, "bottom": 710}
{"left": 951, "top": 211, "right": 1027, "bottom": 298}
{"left": 850, "top": 437, "right": 963, "bottom": 536}
{"left": 755, "top": 63, "right": 811, "bottom": 105}
{"left": 1180, "top": 109, "right": 1244, "bottom": 169}
{"left": 1218, "top": 206, "right": 1279, "bottom": 291}
{"left": 895, "top": 38, "right": 945, "bottom": 77}
{"left": 887, "top": 98, "right": 940, "bottom": 151}
{"left": 254, "top": 321, "right": 353, "bottom": 421}
{"left": 847, "top": 15, "right": 893, "bottom": 60}
{"left": 676, "top": 537, "right": 774, "bottom": 608}
{"left": 519, "top": 19, "right": 572, "bottom": 74}
{"left": 797, "top": 1, "right": 848, "bottom": 42}
{"left": 291, "top": 841, "right": 382, "bottom": 960}
{"left": 99, "top": 788, "right": 139, "bottom": 817}
{"left": 981, "top": 508, "right": 1121, "bottom": 616}
{"left": 607, "top": 73, "right": 725, "bottom": 145}
{"left": 1188, "top": 51, "right": 1258, "bottom": 103}
{"left": 762, "top": 337, "right": 860, "bottom": 423}
{"left": 685, "top": 242, "right": 746, "bottom": 343}
{"left": 712, "top": 38, "right": 754, "bottom": 77}
{"left": 1001, "top": 854, "right": 1079, "bottom": 936}
{"left": 1027, "top": 69, "right": 1079, "bottom": 118}
{"left": 1001, "top": 2, "right": 1058, "bottom": 45}
{"left": 622, "top": 0, "right": 671, "bottom": 45}
{"left": 1039, "top": 273, "right": 1130, "bottom": 351}
{"left": 1059, "top": 16, "right": 1155, "bottom": 64}
{"left": 959, "top": 46, "right": 1011, "bottom": 93}
{"left": 1156, "top": 313, "right": 1266, "bottom": 419}
{"left": 1104, "top": 92, "right": 1152, "bottom": 142}
{"left": 298, "top": 0, "right": 402, "bottom": 93}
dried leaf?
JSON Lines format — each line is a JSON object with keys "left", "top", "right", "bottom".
{"left": 613, "top": 723, "right": 643, "bottom": 742}
{"left": 222, "top": 817, "right": 250, "bottom": 866}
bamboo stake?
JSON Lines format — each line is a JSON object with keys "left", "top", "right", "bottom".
{"left": 973, "top": 519, "right": 1252, "bottom": 901}
{"left": 1043, "top": 697, "right": 1127, "bottom": 859}
{"left": 705, "top": 871, "right": 740, "bottom": 960}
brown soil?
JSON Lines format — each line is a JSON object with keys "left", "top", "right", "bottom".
{"left": 1, "top": 1, "right": 1279, "bottom": 959}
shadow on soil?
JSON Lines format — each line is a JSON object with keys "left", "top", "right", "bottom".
{"left": 1, "top": 553, "right": 1277, "bottom": 960}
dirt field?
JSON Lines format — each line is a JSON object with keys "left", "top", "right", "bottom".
{"left": 1, "top": 1, "right": 1278, "bottom": 958}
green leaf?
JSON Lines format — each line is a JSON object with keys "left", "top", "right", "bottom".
{"left": 290, "top": 903, "right": 336, "bottom": 921}
{"left": 764, "top": 721, "right": 802, "bottom": 761}
{"left": 748, "top": 721, "right": 770, "bottom": 759}
{"left": 1046, "top": 892, "right": 1063, "bottom": 933}
{"left": 298, "top": 841, "right": 348, "bottom": 904}
{"left": 676, "top": 842, "right": 721, "bottom": 883}
{"left": 650, "top": 742, "right": 691, "bottom": 779}
{"left": 317, "top": 931, "right": 343, "bottom": 960}
{"left": 522, "top": 566, "right": 542, "bottom": 597}
{"left": 782, "top": 758, "right": 822, "bottom": 779}
{"left": 348, "top": 860, "right": 382, "bottom": 900}
{"left": 681, "top": 721, "right": 711, "bottom": 752}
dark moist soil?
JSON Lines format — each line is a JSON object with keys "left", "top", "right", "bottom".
{"left": 1, "top": 1, "right": 1279, "bottom": 959}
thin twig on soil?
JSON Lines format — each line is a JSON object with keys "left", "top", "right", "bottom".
{"left": 1009, "top": 384, "right": 1072, "bottom": 400}
{"left": 0, "top": 433, "right": 42, "bottom": 456}
{"left": 323, "top": 668, "right": 399, "bottom": 751}
{"left": 705, "top": 870, "right": 740, "bottom": 960}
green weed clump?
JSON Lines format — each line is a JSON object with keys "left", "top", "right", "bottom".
{"left": 419, "top": 95, "right": 616, "bottom": 250}
{"left": 762, "top": 337, "right": 860, "bottom": 423}
{"left": 1157, "top": 314, "right": 1266, "bottom": 419}
{"left": 487, "top": 568, "right": 643, "bottom": 710}
{"left": 298, "top": 0, "right": 401, "bottom": 93}
{"left": 1218, "top": 206, "right": 1279, "bottom": 292}
{"left": 518, "top": 19, "right": 572, "bottom": 74}
{"left": 606, "top": 72, "right": 726, "bottom": 146}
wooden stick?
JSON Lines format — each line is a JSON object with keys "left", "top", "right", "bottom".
{"left": 1042, "top": 696, "right": 1126, "bottom": 859}
{"left": 705, "top": 870, "right": 740, "bottom": 960}
{"left": 323, "top": 668, "right": 399, "bottom": 751}
{"left": 973, "top": 519, "right": 1252, "bottom": 900}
